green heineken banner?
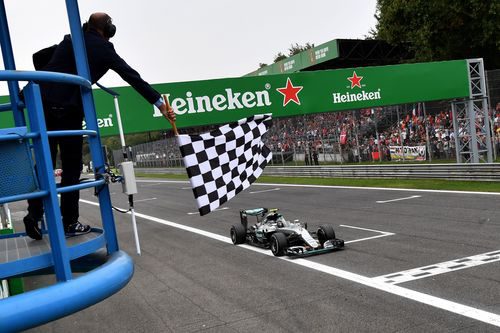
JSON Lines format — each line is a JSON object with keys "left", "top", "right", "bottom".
{"left": 245, "top": 39, "right": 339, "bottom": 76}
{"left": 0, "top": 60, "right": 470, "bottom": 137}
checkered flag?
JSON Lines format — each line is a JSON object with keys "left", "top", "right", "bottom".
{"left": 178, "top": 114, "right": 272, "bottom": 216}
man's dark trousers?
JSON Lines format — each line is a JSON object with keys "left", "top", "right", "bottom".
{"left": 27, "top": 105, "right": 83, "bottom": 228}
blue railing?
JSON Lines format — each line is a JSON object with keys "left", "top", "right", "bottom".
{"left": 0, "top": 0, "right": 134, "bottom": 330}
{"left": 0, "top": 70, "right": 92, "bottom": 88}
{"left": 0, "top": 72, "right": 124, "bottom": 275}
{"left": 0, "top": 250, "right": 133, "bottom": 332}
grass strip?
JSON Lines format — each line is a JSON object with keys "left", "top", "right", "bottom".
{"left": 135, "top": 172, "right": 500, "bottom": 193}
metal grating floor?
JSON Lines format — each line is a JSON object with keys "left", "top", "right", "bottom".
{"left": 0, "top": 138, "right": 37, "bottom": 198}
{"left": 0, "top": 232, "right": 100, "bottom": 264}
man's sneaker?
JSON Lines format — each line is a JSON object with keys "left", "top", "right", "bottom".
{"left": 65, "top": 221, "right": 91, "bottom": 237}
{"left": 23, "top": 214, "right": 43, "bottom": 240}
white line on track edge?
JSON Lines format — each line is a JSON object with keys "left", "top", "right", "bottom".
{"left": 249, "top": 188, "right": 280, "bottom": 194}
{"left": 376, "top": 195, "right": 421, "bottom": 204}
{"left": 80, "top": 198, "right": 500, "bottom": 328}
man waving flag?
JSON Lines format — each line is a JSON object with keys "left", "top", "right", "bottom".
{"left": 177, "top": 114, "right": 272, "bottom": 216}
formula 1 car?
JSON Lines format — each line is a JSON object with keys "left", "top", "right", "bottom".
{"left": 230, "top": 208, "right": 344, "bottom": 257}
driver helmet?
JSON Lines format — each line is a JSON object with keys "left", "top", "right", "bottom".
{"left": 267, "top": 213, "right": 278, "bottom": 221}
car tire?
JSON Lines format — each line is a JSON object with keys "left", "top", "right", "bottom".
{"left": 230, "top": 224, "right": 246, "bottom": 244}
{"left": 270, "top": 232, "right": 288, "bottom": 256}
{"left": 317, "top": 224, "right": 336, "bottom": 246}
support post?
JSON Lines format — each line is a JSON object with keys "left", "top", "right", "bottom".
{"left": 25, "top": 83, "right": 72, "bottom": 282}
{"left": 0, "top": 0, "right": 25, "bottom": 126}
{"left": 451, "top": 59, "right": 493, "bottom": 163}
{"left": 65, "top": 0, "right": 119, "bottom": 253}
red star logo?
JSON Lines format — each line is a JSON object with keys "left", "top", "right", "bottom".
{"left": 347, "top": 71, "right": 363, "bottom": 89}
{"left": 276, "top": 78, "right": 303, "bottom": 107}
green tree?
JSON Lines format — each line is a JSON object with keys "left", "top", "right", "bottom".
{"left": 268, "top": 43, "right": 315, "bottom": 65}
{"left": 374, "top": 0, "right": 499, "bottom": 69}
{"left": 273, "top": 52, "right": 287, "bottom": 63}
{"left": 288, "top": 42, "right": 314, "bottom": 56}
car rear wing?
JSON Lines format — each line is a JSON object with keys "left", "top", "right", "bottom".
{"left": 240, "top": 208, "right": 269, "bottom": 229}
{"left": 240, "top": 208, "right": 267, "bottom": 217}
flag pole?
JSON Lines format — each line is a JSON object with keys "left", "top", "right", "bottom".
{"left": 96, "top": 82, "right": 142, "bottom": 255}
{"left": 96, "top": 82, "right": 141, "bottom": 255}
{"left": 163, "top": 95, "right": 178, "bottom": 136}
{"left": 113, "top": 93, "right": 141, "bottom": 256}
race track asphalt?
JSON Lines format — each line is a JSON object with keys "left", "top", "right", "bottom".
{"left": 11, "top": 178, "right": 500, "bottom": 332}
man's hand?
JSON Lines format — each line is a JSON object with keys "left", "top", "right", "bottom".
{"left": 159, "top": 102, "right": 176, "bottom": 122}
{"left": 161, "top": 94, "right": 179, "bottom": 136}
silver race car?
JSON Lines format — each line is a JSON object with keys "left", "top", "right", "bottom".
{"left": 230, "top": 208, "right": 344, "bottom": 257}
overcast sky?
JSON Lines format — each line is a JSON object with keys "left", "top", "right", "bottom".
{"left": 1, "top": 0, "right": 377, "bottom": 95}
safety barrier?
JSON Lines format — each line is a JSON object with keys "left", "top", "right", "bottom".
{"left": 135, "top": 163, "right": 500, "bottom": 181}
{"left": 263, "top": 164, "right": 500, "bottom": 181}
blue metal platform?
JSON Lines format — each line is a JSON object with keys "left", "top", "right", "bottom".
{"left": 0, "top": 0, "right": 134, "bottom": 331}
{"left": 0, "top": 229, "right": 106, "bottom": 280}
{"left": 0, "top": 250, "right": 133, "bottom": 332}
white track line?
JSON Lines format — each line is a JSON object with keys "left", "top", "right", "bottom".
{"left": 134, "top": 197, "right": 157, "bottom": 203}
{"left": 340, "top": 224, "right": 394, "bottom": 234}
{"left": 80, "top": 199, "right": 500, "bottom": 328}
{"left": 376, "top": 195, "right": 421, "bottom": 204}
{"left": 374, "top": 250, "right": 500, "bottom": 285}
{"left": 249, "top": 188, "right": 280, "bottom": 194}
{"left": 139, "top": 182, "right": 164, "bottom": 187}
{"left": 138, "top": 180, "right": 187, "bottom": 184}
{"left": 339, "top": 224, "right": 395, "bottom": 244}
{"left": 345, "top": 234, "right": 394, "bottom": 244}
{"left": 187, "top": 207, "right": 229, "bottom": 215}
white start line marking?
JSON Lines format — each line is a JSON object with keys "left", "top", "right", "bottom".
{"left": 373, "top": 250, "right": 500, "bottom": 285}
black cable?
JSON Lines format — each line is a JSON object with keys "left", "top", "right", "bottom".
{"left": 93, "top": 164, "right": 133, "bottom": 214}
{"left": 94, "top": 164, "right": 124, "bottom": 212}
{"left": 112, "top": 205, "right": 130, "bottom": 214}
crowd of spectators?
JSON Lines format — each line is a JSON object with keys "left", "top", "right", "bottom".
{"left": 266, "top": 103, "right": 499, "bottom": 162}
{"left": 494, "top": 103, "right": 500, "bottom": 155}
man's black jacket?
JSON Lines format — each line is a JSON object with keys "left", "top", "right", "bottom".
{"left": 40, "top": 29, "right": 160, "bottom": 110}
